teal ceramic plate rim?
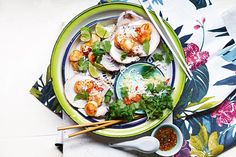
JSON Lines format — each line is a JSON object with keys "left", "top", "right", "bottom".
{"left": 50, "top": 2, "right": 186, "bottom": 137}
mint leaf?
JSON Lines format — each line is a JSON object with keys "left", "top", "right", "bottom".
{"left": 143, "top": 40, "right": 150, "bottom": 54}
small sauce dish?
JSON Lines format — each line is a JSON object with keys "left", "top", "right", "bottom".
{"left": 151, "top": 123, "right": 183, "bottom": 156}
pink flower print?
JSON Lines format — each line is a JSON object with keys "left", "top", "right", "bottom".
{"left": 184, "top": 43, "right": 210, "bottom": 70}
{"left": 202, "top": 17, "right": 206, "bottom": 23}
{"left": 194, "top": 25, "right": 200, "bottom": 30}
{"left": 211, "top": 100, "right": 236, "bottom": 127}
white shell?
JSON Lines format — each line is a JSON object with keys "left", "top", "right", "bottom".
{"left": 117, "top": 10, "right": 143, "bottom": 27}
{"left": 100, "top": 54, "right": 122, "bottom": 71}
{"left": 64, "top": 74, "right": 110, "bottom": 109}
{"left": 110, "top": 17, "right": 160, "bottom": 64}
{"left": 109, "top": 41, "right": 140, "bottom": 64}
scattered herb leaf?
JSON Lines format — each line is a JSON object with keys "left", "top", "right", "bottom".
{"left": 153, "top": 53, "right": 164, "bottom": 62}
{"left": 143, "top": 40, "right": 150, "bottom": 54}
{"left": 78, "top": 58, "right": 89, "bottom": 73}
{"left": 104, "top": 89, "right": 113, "bottom": 103}
{"left": 121, "top": 52, "right": 127, "bottom": 61}
{"left": 140, "top": 65, "right": 155, "bottom": 79}
{"left": 74, "top": 90, "right": 89, "bottom": 101}
{"left": 160, "top": 42, "right": 173, "bottom": 64}
{"left": 103, "top": 40, "right": 111, "bottom": 52}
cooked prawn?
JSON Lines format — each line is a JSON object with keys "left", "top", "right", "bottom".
{"left": 69, "top": 50, "right": 84, "bottom": 62}
{"left": 84, "top": 101, "right": 98, "bottom": 116}
{"left": 135, "top": 23, "right": 152, "bottom": 44}
{"left": 88, "top": 94, "right": 103, "bottom": 107}
{"left": 74, "top": 81, "right": 84, "bottom": 94}
{"left": 114, "top": 34, "right": 136, "bottom": 54}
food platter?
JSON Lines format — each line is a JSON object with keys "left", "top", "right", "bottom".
{"left": 50, "top": 2, "right": 186, "bottom": 137}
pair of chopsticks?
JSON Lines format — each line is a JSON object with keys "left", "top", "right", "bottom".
{"left": 138, "top": 0, "right": 193, "bottom": 80}
{"left": 58, "top": 120, "right": 122, "bottom": 138}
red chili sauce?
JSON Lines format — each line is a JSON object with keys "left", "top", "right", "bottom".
{"left": 155, "top": 127, "right": 177, "bottom": 151}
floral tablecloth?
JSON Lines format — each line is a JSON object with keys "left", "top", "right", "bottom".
{"left": 30, "top": 0, "right": 236, "bottom": 156}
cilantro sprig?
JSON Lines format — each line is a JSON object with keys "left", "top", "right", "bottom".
{"left": 77, "top": 58, "right": 89, "bottom": 73}
{"left": 153, "top": 42, "right": 174, "bottom": 64}
{"left": 91, "top": 41, "right": 111, "bottom": 63}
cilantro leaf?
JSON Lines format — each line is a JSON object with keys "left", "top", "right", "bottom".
{"left": 143, "top": 40, "right": 150, "bottom": 54}
{"left": 74, "top": 90, "right": 89, "bottom": 101}
{"left": 160, "top": 42, "right": 173, "bottom": 64}
{"left": 92, "top": 41, "right": 106, "bottom": 63}
{"left": 121, "top": 52, "right": 127, "bottom": 61}
{"left": 78, "top": 58, "right": 89, "bottom": 73}
{"left": 105, "top": 100, "right": 136, "bottom": 121}
{"left": 104, "top": 89, "right": 113, "bottom": 103}
{"left": 153, "top": 53, "right": 164, "bottom": 62}
{"left": 103, "top": 40, "right": 111, "bottom": 52}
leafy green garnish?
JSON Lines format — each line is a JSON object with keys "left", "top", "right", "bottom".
{"left": 140, "top": 83, "right": 174, "bottom": 119}
{"left": 105, "top": 100, "right": 139, "bottom": 121}
{"left": 140, "top": 65, "right": 155, "bottom": 79}
{"left": 77, "top": 58, "right": 89, "bottom": 73}
{"left": 120, "top": 87, "right": 129, "bottom": 98}
{"left": 152, "top": 42, "right": 173, "bottom": 64}
{"left": 153, "top": 53, "right": 164, "bottom": 62}
{"left": 160, "top": 42, "right": 173, "bottom": 64}
{"left": 143, "top": 40, "right": 150, "bottom": 54}
{"left": 121, "top": 52, "right": 127, "bottom": 61}
{"left": 74, "top": 90, "right": 89, "bottom": 101}
{"left": 102, "top": 40, "right": 111, "bottom": 52}
{"left": 92, "top": 41, "right": 106, "bottom": 63}
{"left": 106, "top": 83, "right": 174, "bottom": 121}
{"left": 104, "top": 89, "right": 113, "bottom": 103}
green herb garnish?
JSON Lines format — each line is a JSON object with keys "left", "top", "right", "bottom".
{"left": 140, "top": 82, "right": 174, "bottom": 119}
{"left": 105, "top": 100, "right": 139, "bottom": 121}
{"left": 153, "top": 53, "right": 164, "bottom": 62}
{"left": 143, "top": 40, "right": 150, "bottom": 54}
{"left": 77, "top": 58, "right": 89, "bottom": 73}
{"left": 102, "top": 40, "right": 111, "bottom": 52}
{"left": 121, "top": 87, "right": 129, "bottom": 98}
{"left": 140, "top": 65, "right": 155, "bottom": 79}
{"left": 160, "top": 42, "right": 173, "bottom": 64}
{"left": 91, "top": 41, "right": 106, "bottom": 63}
{"left": 74, "top": 90, "right": 89, "bottom": 101}
{"left": 121, "top": 52, "right": 127, "bottom": 61}
{"left": 104, "top": 89, "right": 113, "bottom": 103}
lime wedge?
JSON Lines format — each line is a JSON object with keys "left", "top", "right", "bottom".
{"left": 80, "top": 27, "right": 91, "bottom": 42}
{"left": 89, "top": 62, "right": 100, "bottom": 78}
{"left": 95, "top": 23, "right": 110, "bottom": 38}
{"left": 94, "top": 62, "right": 107, "bottom": 71}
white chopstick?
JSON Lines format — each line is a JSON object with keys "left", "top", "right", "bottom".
{"left": 138, "top": 0, "right": 193, "bottom": 80}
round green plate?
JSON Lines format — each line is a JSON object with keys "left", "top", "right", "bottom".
{"left": 50, "top": 2, "right": 186, "bottom": 137}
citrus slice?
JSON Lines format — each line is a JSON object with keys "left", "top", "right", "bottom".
{"left": 95, "top": 23, "right": 110, "bottom": 38}
{"left": 89, "top": 62, "right": 100, "bottom": 78}
{"left": 94, "top": 62, "right": 107, "bottom": 71}
{"left": 80, "top": 27, "right": 91, "bottom": 42}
